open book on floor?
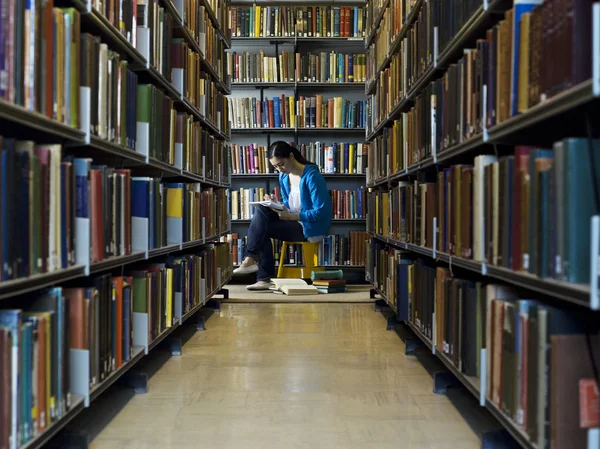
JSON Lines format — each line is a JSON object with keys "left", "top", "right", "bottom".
{"left": 270, "top": 279, "right": 319, "bottom": 295}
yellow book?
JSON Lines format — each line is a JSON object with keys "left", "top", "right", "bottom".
{"left": 166, "top": 268, "right": 173, "bottom": 328}
{"left": 288, "top": 97, "right": 295, "bottom": 127}
{"left": 255, "top": 5, "right": 261, "bottom": 37}
{"left": 166, "top": 185, "right": 183, "bottom": 218}
{"left": 517, "top": 13, "right": 531, "bottom": 113}
{"left": 349, "top": 144, "right": 355, "bottom": 173}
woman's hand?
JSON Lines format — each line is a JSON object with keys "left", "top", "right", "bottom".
{"left": 277, "top": 205, "right": 299, "bottom": 221}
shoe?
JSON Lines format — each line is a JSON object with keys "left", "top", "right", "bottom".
{"left": 233, "top": 258, "right": 259, "bottom": 275}
{"left": 246, "top": 281, "right": 272, "bottom": 291}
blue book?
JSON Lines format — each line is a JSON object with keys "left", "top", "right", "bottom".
{"left": 273, "top": 97, "right": 281, "bottom": 128}
{"left": 511, "top": 1, "right": 542, "bottom": 116}
{"left": 0, "top": 309, "right": 22, "bottom": 448}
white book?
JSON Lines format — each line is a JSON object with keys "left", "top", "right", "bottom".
{"left": 248, "top": 200, "right": 284, "bottom": 211}
{"left": 270, "top": 278, "right": 319, "bottom": 295}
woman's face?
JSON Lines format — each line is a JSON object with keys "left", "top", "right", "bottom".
{"left": 270, "top": 156, "right": 290, "bottom": 174}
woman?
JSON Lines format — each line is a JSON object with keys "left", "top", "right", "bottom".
{"left": 233, "top": 141, "right": 332, "bottom": 290}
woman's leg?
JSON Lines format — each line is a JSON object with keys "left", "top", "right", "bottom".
{"left": 244, "top": 205, "right": 276, "bottom": 262}
{"left": 235, "top": 205, "right": 305, "bottom": 287}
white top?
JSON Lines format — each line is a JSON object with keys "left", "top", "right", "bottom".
{"left": 287, "top": 183, "right": 324, "bottom": 243}
{"left": 288, "top": 184, "right": 301, "bottom": 213}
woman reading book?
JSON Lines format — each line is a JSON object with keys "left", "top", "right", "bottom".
{"left": 233, "top": 141, "right": 332, "bottom": 290}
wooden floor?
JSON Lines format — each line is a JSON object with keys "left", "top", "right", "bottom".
{"left": 90, "top": 302, "right": 480, "bottom": 449}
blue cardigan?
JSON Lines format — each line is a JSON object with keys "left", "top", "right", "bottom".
{"left": 279, "top": 164, "right": 332, "bottom": 238}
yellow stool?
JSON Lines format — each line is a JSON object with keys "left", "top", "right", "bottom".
{"left": 277, "top": 241, "right": 320, "bottom": 279}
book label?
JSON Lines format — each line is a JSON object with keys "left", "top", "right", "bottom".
{"left": 580, "top": 378, "right": 600, "bottom": 428}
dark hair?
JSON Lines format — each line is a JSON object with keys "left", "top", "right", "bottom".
{"left": 269, "top": 141, "right": 313, "bottom": 165}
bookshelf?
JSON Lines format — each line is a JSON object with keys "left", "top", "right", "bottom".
{"left": 227, "top": 2, "right": 371, "bottom": 280}
{"left": 0, "top": 0, "right": 233, "bottom": 448}
{"left": 364, "top": 0, "right": 600, "bottom": 448}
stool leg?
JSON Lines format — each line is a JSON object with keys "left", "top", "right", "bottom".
{"left": 277, "top": 242, "right": 288, "bottom": 278}
{"left": 302, "top": 243, "right": 319, "bottom": 279}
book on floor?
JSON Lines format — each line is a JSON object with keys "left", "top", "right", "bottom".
{"left": 270, "top": 279, "right": 319, "bottom": 295}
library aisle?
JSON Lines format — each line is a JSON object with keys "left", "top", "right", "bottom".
{"left": 89, "top": 302, "right": 480, "bottom": 449}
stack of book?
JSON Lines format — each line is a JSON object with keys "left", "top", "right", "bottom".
{"left": 313, "top": 279, "right": 347, "bottom": 294}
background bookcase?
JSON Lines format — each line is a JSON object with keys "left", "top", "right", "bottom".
{"left": 0, "top": 0, "right": 233, "bottom": 448}
{"left": 227, "top": 0, "right": 370, "bottom": 283}
{"left": 364, "top": 0, "right": 600, "bottom": 448}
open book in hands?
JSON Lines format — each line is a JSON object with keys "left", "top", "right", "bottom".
{"left": 248, "top": 200, "right": 285, "bottom": 211}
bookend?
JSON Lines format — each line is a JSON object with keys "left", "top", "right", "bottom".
{"left": 386, "top": 314, "right": 397, "bottom": 331}
{"left": 45, "top": 430, "right": 89, "bottom": 449}
{"left": 164, "top": 337, "right": 183, "bottom": 356}
{"left": 481, "top": 429, "right": 521, "bottom": 449}
{"left": 433, "top": 370, "right": 458, "bottom": 395}
{"left": 121, "top": 371, "right": 148, "bottom": 395}
{"left": 174, "top": 291, "right": 183, "bottom": 325}
{"left": 404, "top": 337, "right": 426, "bottom": 356}
{"left": 373, "top": 298, "right": 387, "bottom": 311}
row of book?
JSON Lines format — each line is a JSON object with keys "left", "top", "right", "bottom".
{"left": 135, "top": 83, "right": 230, "bottom": 173}
{"left": 176, "top": 0, "right": 229, "bottom": 82}
{"left": 228, "top": 51, "right": 367, "bottom": 84}
{"left": 366, "top": 0, "right": 435, "bottom": 88}
{"left": 230, "top": 141, "right": 368, "bottom": 175}
{"left": 0, "top": 242, "right": 231, "bottom": 449}
{"left": 367, "top": 242, "right": 599, "bottom": 449}
{"left": 229, "top": 95, "right": 367, "bottom": 130}
{"left": 204, "top": 0, "right": 229, "bottom": 42}
{"left": 368, "top": 138, "right": 600, "bottom": 285}
{"left": 230, "top": 5, "right": 366, "bottom": 38}
{"left": 365, "top": 0, "right": 418, "bottom": 44}
{"left": 0, "top": 139, "right": 230, "bottom": 282}
{"left": 367, "top": 53, "right": 477, "bottom": 179}
{"left": 366, "top": 0, "right": 594, "bottom": 135}
{"left": 0, "top": 1, "right": 230, "bottom": 127}
{"left": 230, "top": 187, "right": 366, "bottom": 221}
{"left": 229, "top": 232, "right": 369, "bottom": 267}
{"left": 0, "top": 7, "right": 81, "bottom": 126}
{"left": 133, "top": 180, "right": 229, "bottom": 252}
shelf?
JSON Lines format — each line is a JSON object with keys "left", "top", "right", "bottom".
{"left": 0, "top": 235, "right": 230, "bottom": 301}
{"left": 296, "top": 127, "right": 366, "bottom": 132}
{"left": 0, "top": 265, "right": 87, "bottom": 301}
{"left": 201, "top": 59, "right": 231, "bottom": 94}
{"left": 296, "top": 82, "right": 366, "bottom": 88}
{"left": 233, "top": 218, "right": 365, "bottom": 223}
{"left": 18, "top": 271, "right": 231, "bottom": 449}
{"left": 20, "top": 396, "right": 86, "bottom": 449}
{"left": 402, "top": 320, "right": 536, "bottom": 449}
{"left": 366, "top": 135, "right": 485, "bottom": 187}
{"left": 364, "top": 0, "right": 391, "bottom": 48}
{"left": 232, "top": 82, "right": 297, "bottom": 88}
{"left": 0, "top": 99, "right": 87, "bottom": 143}
{"left": 89, "top": 252, "right": 147, "bottom": 274}
{"left": 485, "top": 80, "right": 595, "bottom": 143}
{"left": 231, "top": 173, "right": 366, "bottom": 178}
{"left": 231, "top": 36, "right": 364, "bottom": 43}
{"left": 89, "top": 346, "right": 146, "bottom": 401}
{"left": 159, "top": 0, "right": 184, "bottom": 27}
{"left": 200, "top": 0, "right": 232, "bottom": 48}
{"left": 364, "top": 0, "right": 423, "bottom": 89}
{"left": 232, "top": 127, "right": 296, "bottom": 133}
{"left": 370, "top": 233, "right": 592, "bottom": 309}
{"left": 296, "top": 36, "right": 365, "bottom": 42}
{"left": 365, "top": 0, "right": 514, "bottom": 140}
{"left": 232, "top": 37, "right": 297, "bottom": 43}
{"left": 82, "top": 8, "right": 148, "bottom": 69}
